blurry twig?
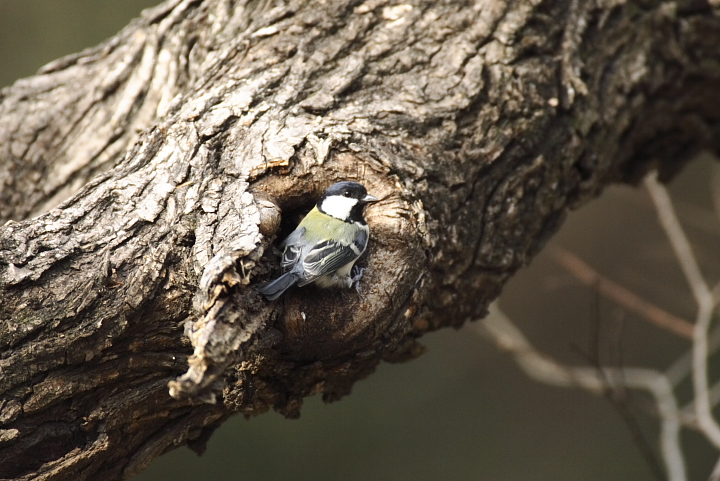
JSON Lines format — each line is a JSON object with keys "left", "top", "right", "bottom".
{"left": 666, "top": 325, "right": 720, "bottom": 387}
{"left": 709, "top": 455, "right": 720, "bottom": 481}
{"left": 478, "top": 169, "right": 720, "bottom": 480}
{"left": 478, "top": 304, "right": 686, "bottom": 481}
{"left": 550, "top": 247, "right": 694, "bottom": 339}
{"left": 645, "top": 172, "right": 720, "bottom": 449}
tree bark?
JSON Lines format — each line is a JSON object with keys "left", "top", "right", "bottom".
{"left": 1, "top": 0, "right": 719, "bottom": 479}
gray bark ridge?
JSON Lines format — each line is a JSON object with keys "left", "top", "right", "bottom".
{"left": 1, "top": 0, "right": 719, "bottom": 479}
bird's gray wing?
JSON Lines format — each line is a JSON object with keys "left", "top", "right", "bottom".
{"left": 299, "top": 230, "right": 368, "bottom": 283}
{"left": 280, "top": 227, "right": 306, "bottom": 272}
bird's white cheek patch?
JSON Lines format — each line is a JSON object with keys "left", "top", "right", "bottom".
{"left": 320, "top": 196, "right": 358, "bottom": 220}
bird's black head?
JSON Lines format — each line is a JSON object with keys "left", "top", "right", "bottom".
{"left": 322, "top": 181, "right": 369, "bottom": 201}
{"left": 317, "top": 181, "right": 378, "bottom": 222}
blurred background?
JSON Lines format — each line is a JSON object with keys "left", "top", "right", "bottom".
{"left": 1, "top": 1, "right": 718, "bottom": 479}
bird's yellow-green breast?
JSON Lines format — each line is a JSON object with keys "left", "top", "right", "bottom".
{"left": 298, "top": 207, "right": 364, "bottom": 245}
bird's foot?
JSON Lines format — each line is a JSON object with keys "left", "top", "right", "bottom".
{"left": 351, "top": 266, "right": 365, "bottom": 293}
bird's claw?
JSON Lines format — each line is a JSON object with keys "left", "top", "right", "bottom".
{"left": 351, "top": 266, "right": 365, "bottom": 293}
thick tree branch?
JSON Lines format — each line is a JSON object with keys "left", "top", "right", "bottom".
{"left": 1, "top": 0, "right": 720, "bottom": 479}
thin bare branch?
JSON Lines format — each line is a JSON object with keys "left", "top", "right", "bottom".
{"left": 645, "top": 173, "right": 714, "bottom": 307}
{"left": 479, "top": 304, "right": 686, "bottom": 481}
{"left": 709, "top": 455, "right": 720, "bottom": 481}
{"left": 665, "top": 326, "right": 720, "bottom": 387}
{"left": 645, "top": 172, "right": 720, "bottom": 448}
{"left": 551, "top": 247, "right": 694, "bottom": 339}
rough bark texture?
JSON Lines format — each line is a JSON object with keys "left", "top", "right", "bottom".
{"left": 1, "top": 0, "right": 719, "bottom": 479}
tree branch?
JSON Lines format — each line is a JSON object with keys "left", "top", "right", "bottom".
{"left": 2, "top": 0, "right": 720, "bottom": 479}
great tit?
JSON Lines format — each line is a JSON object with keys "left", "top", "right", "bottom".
{"left": 258, "top": 181, "right": 378, "bottom": 300}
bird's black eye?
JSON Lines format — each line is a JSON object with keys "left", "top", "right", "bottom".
{"left": 343, "top": 191, "right": 351, "bottom": 197}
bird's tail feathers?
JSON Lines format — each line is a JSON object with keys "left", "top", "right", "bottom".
{"left": 258, "top": 272, "right": 300, "bottom": 300}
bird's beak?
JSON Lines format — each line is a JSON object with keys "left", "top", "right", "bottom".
{"left": 362, "top": 194, "right": 379, "bottom": 203}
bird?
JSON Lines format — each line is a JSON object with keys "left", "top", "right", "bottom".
{"left": 258, "top": 181, "right": 378, "bottom": 300}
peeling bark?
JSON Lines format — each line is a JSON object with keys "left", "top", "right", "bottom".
{"left": 2, "top": 0, "right": 720, "bottom": 479}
